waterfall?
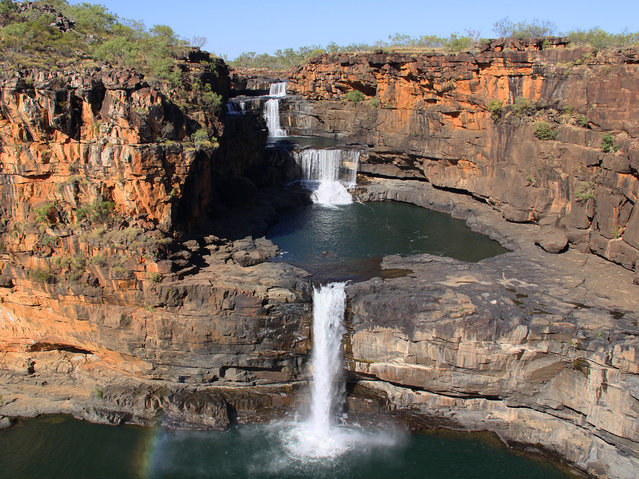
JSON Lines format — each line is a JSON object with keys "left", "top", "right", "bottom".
{"left": 269, "top": 82, "right": 287, "bottom": 98}
{"left": 264, "top": 82, "right": 287, "bottom": 137}
{"left": 225, "top": 100, "right": 243, "bottom": 115}
{"left": 282, "top": 281, "right": 399, "bottom": 460}
{"left": 308, "top": 282, "right": 346, "bottom": 437}
{"left": 294, "top": 149, "right": 359, "bottom": 205}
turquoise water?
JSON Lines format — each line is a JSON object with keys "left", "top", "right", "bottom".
{"left": 0, "top": 416, "right": 572, "bottom": 479}
{"left": 268, "top": 201, "right": 508, "bottom": 280}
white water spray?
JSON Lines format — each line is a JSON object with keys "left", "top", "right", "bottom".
{"left": 264, "top": 82, "right": 287, "bottom": 137}
{"left": 294, "top": 149, "right": 360, "bottom": 205}
{"left": 282, "top": 282, "right": 400, "bottom": 460}
{"left": 269, "top": 82, "right": 287, "bottom": 98}
{"left": 308, "top": 283, "right": 346, "bottom": 437}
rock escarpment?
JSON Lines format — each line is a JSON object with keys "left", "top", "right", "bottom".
{"left": 277, "top": 41, "right": 639, "bottom": 477}
{"left": 343, "top": 179, "right": 639, "bottom": 478}
{"left": 286, "top": 40, "right": 639, "bottom": 273}
{"left": 0, "top": 55, "right": 311, "bottom": 427}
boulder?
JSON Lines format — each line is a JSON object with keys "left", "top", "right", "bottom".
{"left": 535, "top": 227, "right": 569, "bottom": 253}
{"left": 0, "top": 417, "right": 10, "bottom": 430}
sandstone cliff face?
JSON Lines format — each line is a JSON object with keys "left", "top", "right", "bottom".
{"left": 286, "top": 43, "right": 639, "bottom": 272}
{"left": 0, "top": 57, "right": 312, "bottom": 427}
{"left": 342, "top": 179, "right": 639, "bottom": 479}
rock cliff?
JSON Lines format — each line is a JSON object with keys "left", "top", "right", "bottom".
{"left": 347, "top": 179, "right": 639, "bottom": 478}
{"left": 286, "top": 40, "right": 639, "bottom": 273}
{"left": 0, "top": 54, "right": 311, "bottom": 427}
{"left": 277, "top": 40, "right": 639, "bottom": 477}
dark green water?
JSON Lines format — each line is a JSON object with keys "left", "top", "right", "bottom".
{"left": 267, "top": 202, "right": 508, "bottom": 280}
{"left": 0, "top": 416, "right": 571, "bottom": 479}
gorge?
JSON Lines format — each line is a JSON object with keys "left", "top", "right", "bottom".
{"left": 0, "top": 16, "right": 639, "bottom": 478}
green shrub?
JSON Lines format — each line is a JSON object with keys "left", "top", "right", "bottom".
{"left": 34, "top": 202, "right": 56, "bottom": 224}
{"left": 76, "top": 201, "right": 116, "bottom": 224}
{"left": 567, "top": 28, "right": 639, "bottom": 50}
{"left": 601, "top": 132, "right": 619, "bottom": 153}
{"left": 511, "top": 96, "right": 533, "bottom": 117}
{"left": 575, "top": 181, "right": 595, "bottom": 201}
{"left": 150, "top": 272, "right": 163, "bottom": 283}
{"left": 577, "top": 115, "right": 588, "bottom": 127}
{"left": 88, "top": 255, "right": 109, "bottom": 267}
{"left": 368, "top": 98, "right": 380, "bottom": 108}
{"left": 534, "top": 122, "right": 558, "bottom": 140}
{"left": 486, "top": 99, "right": 503, "bottom": 120}
{"left": 192, "top": 128, "right": 212, "bottom": 149}
{"left": 446, "top": 33, "right": 473, "bottom": 52}
{"left": 344, "top": 90, "right": 366, "bottom": 103}
{"left": 30, "top": 268, "right": 56, "bottom": 284}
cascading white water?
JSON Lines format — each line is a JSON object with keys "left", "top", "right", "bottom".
{"left": 308, "top": 282, "right": 346, "bottom": 437}
{"left": 294, "top": 149, "right": 360, "bottom": 205}
{"left": 282, "top": 281, "right": 400, "bottom": 460}
{"left": 264, "top": 82, "right": 287, "bottom": 137}
{"left": 269, "top": 82, "right": 287, "bottom": 98}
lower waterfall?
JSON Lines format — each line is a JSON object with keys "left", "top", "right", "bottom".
{"left": 282, "top": 282, "right": 399, "bottom": 460}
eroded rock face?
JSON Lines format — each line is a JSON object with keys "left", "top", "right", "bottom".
{"left": 346, "top": 253, "right": 639, "bottom": 478}
{"left": 0, "top": 60, "right": 313, "bottom": 427}
{"left": 285, "top": 43, "right": 639, "bottom": 271}
{"left": 339, "top": 179, "right": 639, "bottom": 479}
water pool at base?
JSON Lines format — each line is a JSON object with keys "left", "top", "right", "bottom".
{"left": 267, "top": 201, "right": 508, "bottom": 280}
{"left": 0, "top": 416, "right": 573, "bottom": 479}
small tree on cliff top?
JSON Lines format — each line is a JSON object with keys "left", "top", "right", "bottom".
{"left": 493, "top": 17, "right": 558, "bottom": 38}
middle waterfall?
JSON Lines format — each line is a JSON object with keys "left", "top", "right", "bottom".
{"left": 294, "top": 149, "right": 360, "bottom": 205}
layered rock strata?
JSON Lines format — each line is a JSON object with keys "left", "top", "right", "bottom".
{"left": 346, "top": 178, "right": 639, "bottom": 478}
{"left": 286, "top": 41, "right": 639, "bottom": 272}
{"left": 0, "top": 57, "right": 311, "bottom": 427}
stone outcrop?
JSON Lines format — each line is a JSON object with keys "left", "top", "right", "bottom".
{"left": 285, "top": 43, "right": 639, "bottom": 272}
{"left": 346, "top": 178, "right": 639, "bottom": 479}
{"left": 0, "top": 56, "right": 311, "bottom": 427}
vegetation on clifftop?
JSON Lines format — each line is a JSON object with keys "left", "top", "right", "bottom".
{"left": 231, "top": 18, "right": 639, "bottom": 70}
{"left": 0, "top": 0, "right": 207, "bottom": 86}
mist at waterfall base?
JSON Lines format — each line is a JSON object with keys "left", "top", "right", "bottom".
{"left": 294, "top": 148, "right": 359, "bottom": 205}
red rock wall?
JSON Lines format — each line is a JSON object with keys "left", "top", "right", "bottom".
{"left": 286, "top": 45, "right": 639, "bottom": 271}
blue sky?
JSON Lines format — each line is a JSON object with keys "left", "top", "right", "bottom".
{"left": 69, "top": 0, "right": 639, "bottom": 59}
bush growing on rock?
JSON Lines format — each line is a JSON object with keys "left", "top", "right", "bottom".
{"left": 510, "top": 96, "right": 533, "bottom": 117}
{"left": 600, "top": 132, "right": 619, "bottom": 153}
{"left": 534, "top": 121, "right": 558, "bottom": 140}
{"left": 575, "top": 181, "right": 595, "bottom": 201}
{"left": 344, "top": 90, "right": 366, "bottom": 103}
{"left": 486, "top": 99, "right": 503, "bottom": 120}
{"left": 76, "top": 201, "right": 116, "bottom": 224}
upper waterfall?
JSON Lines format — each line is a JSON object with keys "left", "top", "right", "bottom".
{"left": 269, "top": 82, "right": 287, "bottom": 98}
{"left": 264, "top": 82, "right": 287, "bottom": 137}
{"left": 294, "top": 149, "right": 359, "bottom": 205}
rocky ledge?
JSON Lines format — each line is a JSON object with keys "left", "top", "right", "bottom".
{"left": 345, "top": 178, "right": 639, "bottom": 478}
